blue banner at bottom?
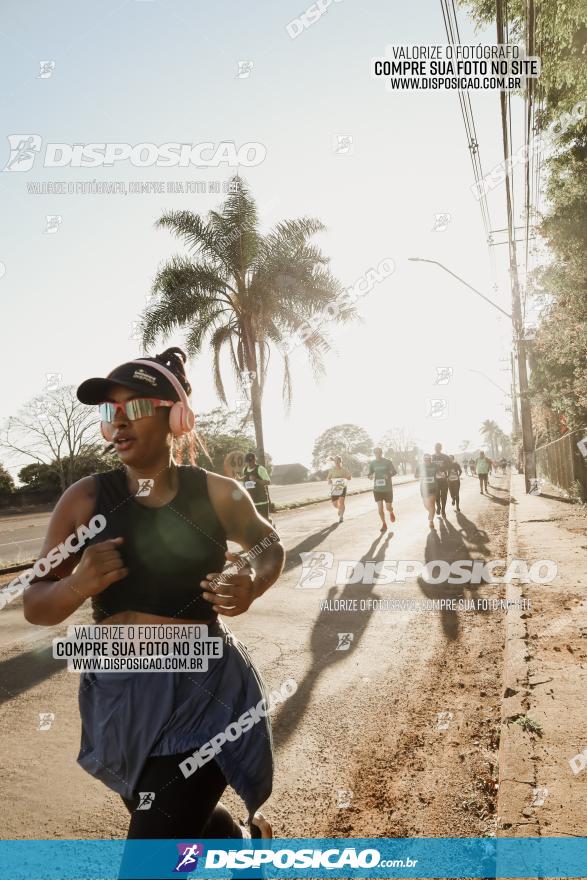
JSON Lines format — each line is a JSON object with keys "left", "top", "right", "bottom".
{"left": 0, "top": 838, "right": 585, "bottom": 879}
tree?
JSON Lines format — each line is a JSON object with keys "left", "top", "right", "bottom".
{"left": 380, "top": 428, "right": 418, "bottom": 474}
{"left": 312, "top": 424, "right": 373, "bottom": 474}
{"left": 0, "top": 464, "right": 15, "bottom": 496}
{"left": 460, "top": 0, "right": 587, "bottom": 435}
{"left": 458, "top": 0, "right": 587, "bottom": 122}
{"left": 196, "top": 407, "right": 258, "bottom": 474}
{"left": 0, "top": 386, "right": 102, "bottom": 493}
{"left": 142, "top": 176, "right": 353, "bottom": 466}
{"left": 481, "top": 420, "right": 500, "bottom": 458}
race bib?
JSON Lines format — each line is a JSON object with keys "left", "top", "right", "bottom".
{"left": 437, "top": 470, "right": 447, "bottom": 480}
{"left": 449, "top": 472, "right": 460, "bottom": 481}
{"left": 374, "top": 478, "right": 386, "bottom": 487}
{"left": 244, "top": 480, "right": 256, "bottom": 489}
{"left": 331, "top": 478, "right": 346, "bottom": 496}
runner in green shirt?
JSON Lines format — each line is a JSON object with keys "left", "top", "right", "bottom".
{"left": 476, "top": 450, "right": 492, "bottom": 495}
{"left": 242, "top": 452, "right": 272, "bottom": 521}
{"left": 367, "top": 447, "right": 397, "bottom": 532}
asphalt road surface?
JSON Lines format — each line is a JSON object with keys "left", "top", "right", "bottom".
{"left": 0, "top": 472, "right": 511, "bottom": 839}
{"left": 0, "top": 477, "right": 409, "bottom": 567}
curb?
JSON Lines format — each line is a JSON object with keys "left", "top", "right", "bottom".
{"left": 496, "top": 473, "right": 536, "bottom": 837}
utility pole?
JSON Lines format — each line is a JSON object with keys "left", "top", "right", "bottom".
{"left": 511, "top": 351, "right": 520, "bottom": 436}
{"left": 496, "top": 0, "right": 535, "bottom": 492}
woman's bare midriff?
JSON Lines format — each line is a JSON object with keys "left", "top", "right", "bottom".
{"left": 99, "top": 610, "right": 215, "bottom": 626}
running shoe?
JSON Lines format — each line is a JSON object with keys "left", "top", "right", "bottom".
{"left": 339, "top": 515, "right": 344, "bottom": 523}
{"left": 380, "top": 523, "right": 387, "bottom": 533}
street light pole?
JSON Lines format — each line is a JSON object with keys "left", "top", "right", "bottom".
{"left": 408, "top": 257, "right": 535, "bottom": 491}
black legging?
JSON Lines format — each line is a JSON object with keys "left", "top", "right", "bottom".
{"left": 122, "top": 750, "right": 244, "bottom": 839}
{"left": 448, "top": 480, "right": 460, "bottom": 508}
{"left": 435, "top": 480, "right": 448, "bottom": 514}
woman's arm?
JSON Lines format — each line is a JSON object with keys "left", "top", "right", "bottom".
{"left": 23, "top": 477, "right": 128, "bottom": 626}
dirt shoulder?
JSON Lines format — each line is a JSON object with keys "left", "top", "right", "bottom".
{"left": 497, "top": 474, "right": 587, "bottom": 838}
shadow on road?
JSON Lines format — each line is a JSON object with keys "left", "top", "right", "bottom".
{"left": 273, "top": 532, "right": 392, "bottom": 748}
{"left": 281, "top": 524, "right": 339, "bottom": 576}
{"left": 416, "top": 514, "right": 494, "bottom": 642}
{"left": 0, "top": 645, "right": 65, "bottom": 705}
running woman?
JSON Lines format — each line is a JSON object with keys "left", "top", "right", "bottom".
{"left": 420, "top": 454, "right": 438, "bottom": 528}
{"left": 367, "top": 447, "right": 397, "bottom": 532}
{"left": 469, "top": 457, "right": 476, "bottom": 477}
{"left": 462, "top": 460, "right": 469, "bottom": 476}
{"left": 447, "top": 454, "right": 462, "bottom": 512}
{"left": 476, "top": 450, "right": 492, "bottom": 494}
{"left": 327, "top": 455, "right": 352, "bottom": 523}
{"left": 23, "top": 348, "right": 284, "bottom": 845}
{"left": 431, "top": 442, "right": 452, "bottom": 518}
{"left": 242, "top": 452, "right": 272, "bottom": 523}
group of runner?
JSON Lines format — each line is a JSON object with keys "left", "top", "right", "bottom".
{"left": 326, "top": 443, "right": 503, "bottom": 532}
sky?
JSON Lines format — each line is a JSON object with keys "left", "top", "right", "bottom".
{"left": 0, "top": 0, "right": 533, "bottom": 476}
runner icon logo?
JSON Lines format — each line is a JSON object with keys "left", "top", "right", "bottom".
{"left": 298, "top": 551, "right": 334, "bottom": 589}
{"left": 436, "top": 711, "right": 453, "bottom": 731}
{"left": 336, "top": 789, "right": 353, "bottom": 808}
{"left": 174, "top": 843, "right": 204, "bottom": 872}
{"left": 37, "top": 712, "right": 55, "bottom": 731}
{"left": 530, "top": 787, "right": 548, "bottom": 806}
{"left": 336, "top": 633, "right": 354, "bottom": 651}
{"left": 136, "top": 479, "right": 154, "bottom": 497}
{"left": 136, "top": 792, "right": 156, "bottom": 811}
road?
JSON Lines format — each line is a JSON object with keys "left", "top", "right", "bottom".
{"left": 0, "top": 476, "right": 410, "bottom": 567}
{"left": 0, "top": 472, "right": 511, "bottom": 839}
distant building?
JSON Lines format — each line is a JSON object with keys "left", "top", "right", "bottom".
{"left": 270, "top": 463, "right": 310, "bottom": 485}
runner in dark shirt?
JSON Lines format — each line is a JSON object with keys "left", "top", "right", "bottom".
{"left": 431, "top": 442, "right": 452, "bottom": 518}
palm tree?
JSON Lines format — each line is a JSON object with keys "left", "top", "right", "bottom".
{"left": 480, "top": 419, "right": 500, "bottom": 459}
{"left": 141, "top": 177, "right": 352, "bottom": 465}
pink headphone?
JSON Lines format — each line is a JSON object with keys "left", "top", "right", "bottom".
{"left": 100, "top": 359, "right": 196, "bottom": 441}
